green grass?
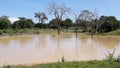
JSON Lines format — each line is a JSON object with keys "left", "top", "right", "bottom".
{"left": 0, "top": 28, "right": 82, "bottom": 36}
{"left": 2, "top": 60, "right": 120, "bottom": 68}
{"left": 94, "top": 29, "right": 120, "bottom": 36}
{"left": 0, "top": 28, "right": 58, "bottom": 36}
{"left": 95, "top": 29, "right": 120, "bottom": 36}
{"left": 1, "top": 28, "right": 120, "bottom": 36}
{"left": 105, "top": 29, "right": 120, "bottom": 35}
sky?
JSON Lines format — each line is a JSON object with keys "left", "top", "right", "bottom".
{"left": 0, "top": 0, "right": 120, "bottom": 23}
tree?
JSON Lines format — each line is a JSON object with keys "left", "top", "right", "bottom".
{"left": 23, "top": 19, "right": 34, "bottom": 28}
{"left": 34, "top": 23, "right": 48, "bottom": 28}
{"left": 74, "top": 13, "right": 80, "bottom": 34}
{"left": 34, "top": 12, "right": 48, "bottom": 23}
{"left": 0, "top": 16, "right": 11, "bottom": 29}
{"left": 78, "top": 20, "right": 89, "bottom": 31}
{"left": 79, "top": 10, "right": 94, "bottom": 21}
{"left": 98, "top": 16, "right": 120, "bottom": 33}
{"left": 61, "top": 18, "right": 73, "bottom": 28}
{"left": 13, "top": 17, "right": 34, "bottom": 29}
{"left": 93, "top": 9, "right": 99, "bottom": 32}
{"left": 48, "top": 19, "right": 58, "bottom": 28}
{"left": 76, "top": 10, "right": 94, "bottom": 32}
{"left": 48, "top": 2, "right": 70, "bottom": 35}
{"left": 12, "top": 21, "right": 21, "bottom": 29}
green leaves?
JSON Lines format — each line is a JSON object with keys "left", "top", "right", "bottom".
{"left": 0, "top": 16, "right": 11, "bottom": 29}
{"left": 13, "top": 18, "right": 34, "bottom": 29}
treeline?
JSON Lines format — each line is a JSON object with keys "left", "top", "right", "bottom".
{"left": 0, "top": 16, "right": 73, "bottom": 29}
{"left": 0, "top": 15, "right": 120, "bottom": 33}
{"left": 77, "top": 15, "right": 120, "bottom": 33}
{"left": 1, "top": 2, "right": 120, "bottom": 35}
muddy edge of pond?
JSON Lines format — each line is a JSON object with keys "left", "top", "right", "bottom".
{"left": 0, "top": 32, "right": 119, "bottom": 40}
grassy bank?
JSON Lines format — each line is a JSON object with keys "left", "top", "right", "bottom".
{"left": 3, "top": 60, "right": 120, "bottom": 68}
{"left": 0, "top": 28, "right": 58, "bottom": 36}
{"left": 0, "top": 28, "right": 81, "bottom": 36}
{"left": 1, "top": 28, "right": 120, "bottom": 36}
{"left": 92, "top": 29, "right": 120, "bottom": 36}
{"left": 104, "top": 29, "right": 120, "bottom": 35}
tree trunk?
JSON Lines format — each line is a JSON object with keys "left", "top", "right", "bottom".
{"left": 58, "top": 20, "right": 60, "bottom": 35}
{"left": 76, "top": 20, "right": 78, "bottom": 38}
{"left": 39, "top": 18, "right": 41, "bottom": 23}
{"left": 96, "top": 20, "right": 98, "bottom": 33}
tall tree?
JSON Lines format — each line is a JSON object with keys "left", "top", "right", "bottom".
{"left": 61, "top": 18, "right": 73, "bottom": 28}
{"left": 13, "top": 17, "right": 34, "bottom": 29}
{"left": 98, "top": 16, "right": 120, "bottom": 32}
{"left": 48, "top": 19, "right": 58, "bottom": 28}
{"left": 79, "top": 10, "right": 94, "bottom": 21}
{"left": 0, "top": 15, "right": 11, "bottom": 29}
{"left": 34, "top": 12, "right": 48, "bottom": 23}
{"left": 92, "top": 9, "right": 99, "bottom": 32}
{"left": 74, "top": 13, "right": 80, "bottom": 35}
{"left": 48, "top": 2, "right": 70, "bottom": 35}
{"left": 77, "top": 10, "right": 95, "bottom": 32}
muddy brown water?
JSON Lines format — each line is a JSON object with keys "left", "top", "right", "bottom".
{"left": 0, "top": 33, "right": 120, "bottom": 66}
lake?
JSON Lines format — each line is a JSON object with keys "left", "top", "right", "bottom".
{"left": 0, "top": 33, "right": 120, "bottom": 66}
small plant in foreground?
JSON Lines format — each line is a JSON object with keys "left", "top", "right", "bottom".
{"left": 105, "top": 49, "right": 116, "bottom": 64}
{"left": 116, "top": 55, "right": 120, "bottom": 63}
{"left": 61, "top": 56, "right": 65, "bottom": 62}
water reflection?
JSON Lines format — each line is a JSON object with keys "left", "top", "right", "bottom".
{"left": 92, "top": 36, "right": 120, "bottom": 49}
{"left": 0, "top": 33, "right": 120, "bottom": 66}
{"left": 0, "top": 35, "right": 34, "bottom": 48}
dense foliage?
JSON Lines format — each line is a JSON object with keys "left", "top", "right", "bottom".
{"left": 0, "top": 12, "right": 120, "bottom": 34}
{"left": 98, "top": 16, "right": 120, "bottom": 33}
{"left": 0, "top": 16, "right": 11, "bottom": 29}
{"left": 12, "top": 17, "right": 34, "bottom": 29}
{"left": 61, "top": 18, "right": 73, "bottom": 28}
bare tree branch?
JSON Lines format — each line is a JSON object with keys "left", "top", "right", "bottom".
{"left": 48, "top": 2, "right": 70, "bottom": 35}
